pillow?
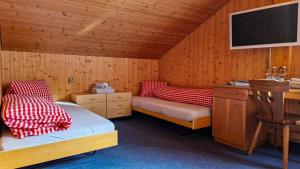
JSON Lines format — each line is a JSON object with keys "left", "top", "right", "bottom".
{"left": 6, "top": 80, "right": 54, "bottom": 102}
{"left": 140, "top": 80, "right": 167, "bottom": 97}
{"left": 153, "top": 86, "right": 213, "bottom": 107}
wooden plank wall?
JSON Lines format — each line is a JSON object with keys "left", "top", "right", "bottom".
{"left": 270, "top": 47, "right": 300, "bottom": 78}
{"left": 271, "top": 0, "right": 300, "bottom": 78}
{"left": 0, "top": 40, "right": 2, "bottom": 104}
{"left": 290, "top": 47, "right": 300, "bottom": 77}
{"left": 1, "top": 51, "right": 158, "bottom": 100}
{"left": 159, "top": 0, "right": 273, "bottom": 88}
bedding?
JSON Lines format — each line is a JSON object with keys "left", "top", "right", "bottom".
{"left": 140, "top": 80, "right": 167, "bottom": 97}
{"left": 153, "top": 86, "right": 213, "bottom": 107}
{"left": 1, "top": 94, "right": 71, "bottom": 138}
{"left": 1, "top": 102, "right": 115, "bottom": 151}
{"left": 6, "top": 80, "right": 54, "bottom": 102}
{"left": 132, "top": 96, "right": 211, "bottom": 121}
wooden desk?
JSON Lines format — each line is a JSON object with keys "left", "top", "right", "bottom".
{"left": 213, "top": 85, "right": 300, "bottom": 99}
{"left": 284, "top": 89, "right": 300, "bottom": 100}
{"left": 212, "top": 85, "right": 300, "bottom": 151}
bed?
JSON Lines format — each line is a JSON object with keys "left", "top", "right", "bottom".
{"left": 0, "top": 101, "right": 118, "bottom": 169}
{"left": 132, "top": 96, "right": 211, "bottom": 129}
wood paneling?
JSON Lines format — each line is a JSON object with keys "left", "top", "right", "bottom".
{"left": 0, "top": 0, "right": 229, "bottom": 59}
{"left": 270, "top": 0, "right": 300, "bottom": 79}
{"left": 290, "top": 47, "right": 300, "bottom": 77}
{"left": 272, "top": 46, "right": 300, "bottom": 78}
{"left": 271, "top": 0, "right": 300, "bottom": 78}
{"left": 0, "top": 34, "right": 2, "bottom": 104}
{"left": 159, "top": 0, "right": 273, "bottom": 88}
{"left": 1, "top": 51, "right": 158, "bottom": 100}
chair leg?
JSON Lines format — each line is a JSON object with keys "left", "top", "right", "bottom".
{"left": 248, "top": 121, "right": 263, "bottom": 155}
{"left": 274, "top": 124, "right": 278, "bottom": 150}
{"left": 283, "top": 125, "right": 290, "bottom": 169}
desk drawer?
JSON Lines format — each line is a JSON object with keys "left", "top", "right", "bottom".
{"left": 213, "top": 87, "right": 248, "bottom": 100}
{"left": 107, "top": 92, "right": 132, "bottom": 102}
{"left": 72, "top": 94, "right": 106, "bottom": 104}
{"left": 107, "top": 101, "right": 130, "bottom": 110}
{"left": 107, "top": 108, "right": 131, "bottom": 118}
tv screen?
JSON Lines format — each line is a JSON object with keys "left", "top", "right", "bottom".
{"left": 230, "top": 2, "right": 300, "bottom": 49}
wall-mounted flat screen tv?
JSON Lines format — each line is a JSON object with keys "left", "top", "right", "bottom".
{"left": 230, "top": 1, "right": 300, "bottom": 49}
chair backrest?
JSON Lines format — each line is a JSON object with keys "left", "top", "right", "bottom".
{"left": 250, "top": 80, "right": 290, "bottom": 122}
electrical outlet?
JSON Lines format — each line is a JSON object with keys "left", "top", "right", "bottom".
{"left": 68, "top": 77, "right": 74, "bottom": 84}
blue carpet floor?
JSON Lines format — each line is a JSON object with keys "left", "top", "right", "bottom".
{"left": 25, "top": 113, "right": 300, "bottom": 169}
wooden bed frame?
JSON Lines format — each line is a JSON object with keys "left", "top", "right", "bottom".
{"left": 132, "top": 107, "right": 211, "bottom": 129}
{"left": 0, "top": 131, "right": 118, "bottom": 169}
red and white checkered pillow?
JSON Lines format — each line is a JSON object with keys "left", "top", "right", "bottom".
{"left": 153, "top": 86, "right": 213, "bottom": 107}
{"left": 140, "top": 80, "right": 167, "bottom": 97}
{"left": 2, "top": 94, "right": 71, "bottom": 138}
{"left": 6, "top": 80, "right": 54, "bottom": 102}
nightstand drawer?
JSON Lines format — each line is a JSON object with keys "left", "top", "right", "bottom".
{"left": 107, "top": 92, "right": 131, "bottom": 102}
{"left": 72, "top": 94, "right": 106, "bottom": 104}
{"left": 80, "top": 103, "right": 106, "bottom": 112}
{"left": 107, "top": 101, "right": 130, "bottom": 110}
{"left": 107, "top": 109, "right": 131, "bottom": 118}
{"left": 93, "top": 111, "right": 107, "bottom": 118}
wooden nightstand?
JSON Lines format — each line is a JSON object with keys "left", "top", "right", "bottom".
{"left": 107, "top": 92, "right": 132, "bottom": 118}
{"left": 71, "top": 92, "right": 132, "bottom": 119}
{"left": 71, "top": 93, "right": 107, "bottom": 118}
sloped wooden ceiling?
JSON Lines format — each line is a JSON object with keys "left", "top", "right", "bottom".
{"left": 0, "top": 0, "right": 229, "bottom": 59}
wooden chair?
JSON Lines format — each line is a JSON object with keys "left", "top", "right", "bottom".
{"left": 248, "top": 80, "right": 300, "bottom": 169}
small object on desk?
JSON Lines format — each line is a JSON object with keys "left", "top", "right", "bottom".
{"left": 227, "top": 80, "right": 250, "bottom": 87}
{"left": 265, "top": 66, "right": 288, "bottom": 81}
{"left": 290, "top": 78, "right": 300, "bottom": 89}
{"left": 277, "top": 66, "right": 288, "bottom": 81}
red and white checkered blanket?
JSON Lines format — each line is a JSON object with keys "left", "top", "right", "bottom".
{"left": 1, "top": 94, "right": 72, "bottom": 139}
{"left": 153, "top": 86, "right": 213, "bottom": 107}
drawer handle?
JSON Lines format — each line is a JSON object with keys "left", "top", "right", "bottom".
{"left": 117, "top": 105, "right": 122, "bottom": 107}
{"left": 117, "top": 97, "right": 123, "bottom": 99}
{"left": 90, "top": 107, "right": 96, "bottom": 109}
{"left": 89, "top": 98, "right": 96, "bottom": 101}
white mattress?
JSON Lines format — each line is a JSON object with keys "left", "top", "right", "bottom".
{"left": 132, "top": 96, "right": 211, "bottom": 122}
{"left": 1, "top": 101, "right": 115, "bottom": 151}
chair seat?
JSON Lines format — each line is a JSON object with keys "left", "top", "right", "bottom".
{"left": 256, "top": 114, "right": 300, "bottom": 125}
